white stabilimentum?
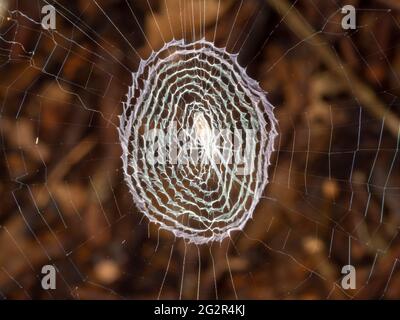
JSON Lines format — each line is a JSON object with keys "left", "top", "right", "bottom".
{"left": 119, "top": 39, "right": 277, "bottom": 244}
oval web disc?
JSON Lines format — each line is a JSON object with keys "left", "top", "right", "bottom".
{"left": 119, "top": 39, "right": 277, "bottom": 244}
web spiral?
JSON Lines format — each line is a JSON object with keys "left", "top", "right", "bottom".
{"left": 119, "top": 39, "right": 277, "bottom": 244}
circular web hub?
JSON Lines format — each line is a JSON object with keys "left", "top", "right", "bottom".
{"left": 119, "top": 39, "right": 277, "bottom": 244}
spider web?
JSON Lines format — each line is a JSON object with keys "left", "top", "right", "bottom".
{"left": 0, "top": 0, "right": 399, "bottom": 299}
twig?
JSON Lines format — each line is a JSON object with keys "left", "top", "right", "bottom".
{"left": 266, "top": 0, "right": 400, "bottom": 138}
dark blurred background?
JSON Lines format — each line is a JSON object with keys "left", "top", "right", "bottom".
{"left": 0, "top": 0, "right": 400, "bottom": 299}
